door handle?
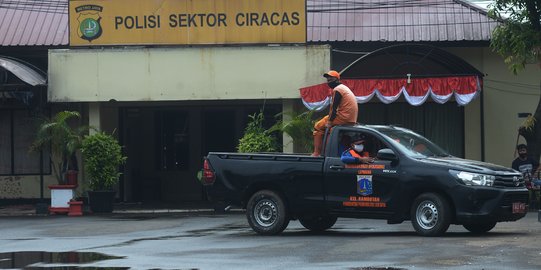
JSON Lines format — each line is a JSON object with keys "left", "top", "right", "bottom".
{"left": 329, "top": 165, "right": 344, "bottom": 170}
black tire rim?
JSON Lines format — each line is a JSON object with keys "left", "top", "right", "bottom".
{"left": 416, "top": 200, "right": 439, "bottom": 230}
{"left": 254, "top": 199, "right": 278, "bottom": 227}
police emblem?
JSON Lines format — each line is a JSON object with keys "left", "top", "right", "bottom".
{"left": 75, "top": 5, "right": 103, "bottom": 42}
{"left": 357, "top": 175, "right": 373, "bottom": 196}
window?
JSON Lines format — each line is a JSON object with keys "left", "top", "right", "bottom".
{"left": 373, "top": 127, "right": 450, "bottom": 158}
{"left": 358, "top": 102, "right": 464, "bottom": 157}
{"left": 0, "top": 109, "right": 50, "bottom": 175}
{"left": 337, "top": 130, "right": 389, "bottom": 159}
{"left": 0, "top": 111, "right": 11, "bottom": 174}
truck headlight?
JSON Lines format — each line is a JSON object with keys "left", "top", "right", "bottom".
{"left": 449, "top": 170, "right": 495, "bottom": 186}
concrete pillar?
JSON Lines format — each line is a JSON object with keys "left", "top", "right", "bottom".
{"left": 464, "top": 96, "right": 482, "bottom": 161}
{"left": 88, "top": 103, "right": 101, "bottom": 134}
{"left": 282, "top": 99, "right": 294, "bottom": 153}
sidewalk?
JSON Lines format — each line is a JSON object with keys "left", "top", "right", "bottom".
{"left": 0, "top": 201, "right": 239, "bottom": 217}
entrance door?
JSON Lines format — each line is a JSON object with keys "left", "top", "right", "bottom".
{"left": 122, "top": 108, "right": 200, "bottom": 203}
{"left": 155, "top": 109, "right": 201, "bottom": 202}
{"left": 122, "top": 108, "right": 158, "bottom": 202}
{"left": 199, "top": 110, "right": 237, "bottom": 201}
{"left": 202, "top": 110, "right": 237, "bottom": 154}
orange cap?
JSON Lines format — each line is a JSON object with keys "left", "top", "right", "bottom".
{"left": 323, "top": 70, "right": 340, "bottom": 79}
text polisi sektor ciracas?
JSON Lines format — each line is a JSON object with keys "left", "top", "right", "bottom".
{"left": 114, "top": 12, "right": 301, "bottom": 29}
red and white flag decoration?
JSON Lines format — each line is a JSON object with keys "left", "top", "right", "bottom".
{"left": 299, "top": 76, "right": 481, "bottom": 111}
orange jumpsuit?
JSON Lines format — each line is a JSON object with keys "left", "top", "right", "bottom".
{"left": 313, "top": 83, "right": 358, "bottom": 137}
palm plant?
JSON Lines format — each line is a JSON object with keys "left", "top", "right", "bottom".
{"left": 31, "top": 111, "right": 88, "bottom": 185}
{"left": 269, "top": 110, "right": 315, "bottom": 153}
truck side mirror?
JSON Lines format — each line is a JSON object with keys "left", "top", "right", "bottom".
{"left": 377, "top": 148, "right": 398, "bottom": 161}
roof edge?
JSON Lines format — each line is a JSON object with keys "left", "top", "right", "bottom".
{"left": 0, "top": 56, "right": 47, "bottom": 86}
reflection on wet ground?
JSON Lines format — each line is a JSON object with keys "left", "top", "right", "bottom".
{"left": 351, "top": 267, "right": 406, "bottom": 270}
{"left": 25, "top": 267, "right": 128, "bottom": 270}
{"left": 0, "top": 251, "right": 125, "bottom": 269}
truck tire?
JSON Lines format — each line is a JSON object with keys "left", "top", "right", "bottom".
{"left": 246, "top": 190, "right": 289, "bottom": 235}
{"left": 463, "top": 221, "right": 497, "bottom": 234}
{"left": 411, "top": 193, "right": 451, "bottom": 236}
{"left": 299, "top": 215, "right": 337, "bottom": 232}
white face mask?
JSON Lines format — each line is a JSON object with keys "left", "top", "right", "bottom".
{"left": 353, "top": 144, "right": 364, "bottom": 152}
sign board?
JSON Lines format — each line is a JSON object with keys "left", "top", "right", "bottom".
{"left": 69, "top": 0, "right": 306, "bottom": 46}
{"left": 48, "top": 46, "right": 331, "bottom": 102}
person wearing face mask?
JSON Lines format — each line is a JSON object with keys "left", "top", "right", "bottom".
{"left": 341, "top": 138, "right": 374, "bottom": 164}
{"left": 311, "top": 70, "right": 358, "bottom": 156}
{"left": 512, "top": 144, "right": 540, "bottom": 187}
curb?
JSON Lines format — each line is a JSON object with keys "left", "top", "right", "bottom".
{"left": 0, "top": 207, "right": 246, "bottom": 217}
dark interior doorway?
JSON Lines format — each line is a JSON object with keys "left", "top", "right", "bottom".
{"left": 202, "top": 110, "right": 238, "bottom": 154}
{"left": 120, "top": 103, "right": 281, "bottom": 204}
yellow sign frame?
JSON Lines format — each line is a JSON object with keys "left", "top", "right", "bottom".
{"left": 69, "top": 0, "right": 306, "bottom": 46}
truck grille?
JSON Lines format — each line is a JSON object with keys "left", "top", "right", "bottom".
{"left": 493, "top": 175, "right": 525, "bottom": 188}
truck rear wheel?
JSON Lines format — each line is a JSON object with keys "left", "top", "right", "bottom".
{"left": 411, "top": 193, "right": 451, "bottom": 236}
{"left": 463, "top": 221, "right": 497, "bottom": 234}
{"left": 246, "top": 190, "right": 289, "bottom": 235}
{"left": 299, "top": 215, "right": 337, "bottom": 232}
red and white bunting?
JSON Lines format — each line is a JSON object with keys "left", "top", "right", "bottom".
{"left": 299, "top": 76, "right": 481, "bottom": 111}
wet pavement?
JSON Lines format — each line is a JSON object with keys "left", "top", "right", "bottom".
{"left": 0, "top": 204, "right": 36, "bottom": 217}
{"left": 0, "top": 209, "right": 540, "bottom": 270}
{"left": 0, "top": 251, "right": 125, "bottom": 269}
{"left": 0, "top": 202, "right": 219, "bottom": 217}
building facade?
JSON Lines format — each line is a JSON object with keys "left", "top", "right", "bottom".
{"left": 1, "top": 0, "right": 539, "bottom": 204}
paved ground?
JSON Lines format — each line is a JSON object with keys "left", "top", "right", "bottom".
{"left": 0, "top": 202, "right": 217, "bottom": 217}
{"left": 0, "top": 204, "right": 36, "bottom": 216}
{"left": 0, "top": 209, "right": 540, "bottom": 270}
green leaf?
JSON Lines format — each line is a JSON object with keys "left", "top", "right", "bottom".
{"left": 490, "top": 0, "right": 541, "bottom": 73}
{"left": 237, "top": 111, "right": 279, "bottom": 153}
{"left": 81, "top": 131, "right": 127, "bottom": 190}
{"left": 270, "top": 110, "right": 315, "bottom": 153}
{"left": 30, "top": 111, "right": 88, "bottom": 184}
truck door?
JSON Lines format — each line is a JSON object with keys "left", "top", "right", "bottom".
{"left": 324, "top": 131, "right": 401, "bottom": 217}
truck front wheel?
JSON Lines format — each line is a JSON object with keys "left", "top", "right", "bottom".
{"left": 246, "top": 190, "right": 289, "bottom": 235}
{"left": 299, "top": 215, "right": 337, "bottom": 232}
{"left": 463, "top": 221, "right": 497, "bottom": 234}
{"left": 411, "top": 193, "right": 451, "bottom": 236}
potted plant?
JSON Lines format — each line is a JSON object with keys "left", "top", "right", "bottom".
{"left": 67, "top": 192, "right": 84, "bottom": 216}
{"left": 81, "top": 131, "right": 127, "bottom": 213}
{"left": 237, "top": 111, "right": 279, "bottom": 153}
{"left": 68, "top": 199, "right": 84, "bottom": 216}
{"left": 31, "top": 111, "right": 87, "bottom": 185}
{"left": 31, "top": 111, "right": 88, "bottom": 214}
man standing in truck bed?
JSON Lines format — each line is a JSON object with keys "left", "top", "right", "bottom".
{"left": 312, "top": 70, "right": 358, "bottom": 156}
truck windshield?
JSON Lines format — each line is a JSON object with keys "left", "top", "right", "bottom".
{"left": 373, "top": 127, "right": 450, "bottom": 158}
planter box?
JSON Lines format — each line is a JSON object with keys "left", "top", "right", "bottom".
{"left": 88, "top": 191, "right": 116, "bottom": 213}
{"left": 65, "top": 170, "right": 78, "bottom": 187}
{"left": 68, "top": 201, "right": 83, "bottom": 216}
{"left": 48, "top": 185, "right": 77, "bottom": 214}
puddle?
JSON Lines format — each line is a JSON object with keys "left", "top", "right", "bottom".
{"left": 0, "top": 251, "right": 125, "bottom": 269}
{"left": 26, "top": 267, "right": 128, "bottom": 270}
{"left": 351, "top": 267, "right": 406, "bottom": 270}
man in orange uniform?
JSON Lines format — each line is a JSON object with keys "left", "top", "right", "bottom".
{"left": 311, "top": 70, "right": 358, "bottom": 156}
{"left": 340, "top": 137, "right": 374, "bottom": 164}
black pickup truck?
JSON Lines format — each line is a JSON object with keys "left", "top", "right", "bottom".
{"left": 202, "top": 125, "right": 529, "bottom": 236}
